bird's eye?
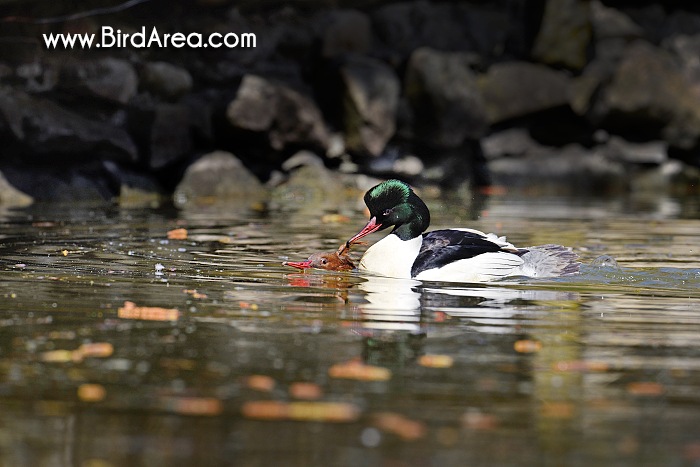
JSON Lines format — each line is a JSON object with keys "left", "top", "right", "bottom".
{"left": 382, "top": 209, "right": 392, "bottom": 216}
{"left": 321, "top": 258, "right": 328, "bottom": 265}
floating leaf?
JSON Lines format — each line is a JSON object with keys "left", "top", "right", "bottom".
{"left": 289, "top": 382, "right": 323, "bottom": 400}
{"left": 373, "top": 412, "right": 426, "bottom": 440}
{"left": 77, "top": 383, "right": 106, "bottom": 402}
{"left": 418, "top": 354, "right": 454, "bottom": 368}
{"left": 167, "top": 228, "right": 188, "bottom": 240}
{"left": 514, "top": 340, "right": 542, "bottom": 353}
{"left": 78, "top": 342, "right": 114, "bottom": 359}
{"left": 160, "top": 396, "right": 223, "bottom": 416}
{"left": 244, "top": 375, "right": 276, "bottom": 392}
{"left": 626, "top": 381, "right": 665, "bottom": 396}
{"left": 328, "top": 360, "right": 391, "bottom": 381}
{"left": 117, "top": 301, "right": 180, "bottom": 321}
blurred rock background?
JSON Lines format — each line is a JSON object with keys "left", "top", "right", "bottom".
{"left": 0, "top": 0, "right": 698, "bottom": 207}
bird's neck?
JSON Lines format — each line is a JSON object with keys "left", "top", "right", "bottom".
{"left": 392, "top": 195, "right": 430, "bottom": 241}
{"left": 392, "top": 222, "right": 424, "bottom": 241}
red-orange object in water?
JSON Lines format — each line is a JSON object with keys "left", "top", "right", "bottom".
{"left": 283, "top": 241, "right": 359, "bottom": 271}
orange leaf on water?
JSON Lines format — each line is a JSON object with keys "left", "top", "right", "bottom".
{"left": 117, "top": 301, "right": 180, "bottom": 321}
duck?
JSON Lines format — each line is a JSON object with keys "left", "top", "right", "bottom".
{"left": 284, "top": 245, "right": 356, "bottom": 271}
{"left": 346, "top": 179, "right": 580, "bottom": 282}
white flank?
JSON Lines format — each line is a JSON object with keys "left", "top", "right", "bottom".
{"left": 414, "top": 252, "right": 524, "bottom": 283}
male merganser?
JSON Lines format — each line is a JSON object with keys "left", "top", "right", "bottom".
{"left": 346, "top": 179, "right": 580, "bottom": 282}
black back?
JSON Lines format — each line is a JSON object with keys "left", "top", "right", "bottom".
{"left": 411, "top": 229, "right": 525, "bottom": 277}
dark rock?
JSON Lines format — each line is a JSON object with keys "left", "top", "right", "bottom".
{"left": 271, "top": 150, "right": 356, "bottom": 212}
{"left": 226, "top": 75, "right": 276, "bottom": 132}
{"left": 59, "top": 58, "right": 138, "bottom": 104}
{"left": 416, "top": 140, "right": 491, "bottom": 188}
{"left": 226, "top": 74, "right": 329, "bottom": 151}
{"left": 482, "top": 128, "right": 540, "bottom": 160}
{"left": 0, "top": 163, "right": 116, "bottom": 202}
{"left": 0, "top": 63, "right": 12, "bottom": 80}
{"left": 404, "top": 47, "right": 487, "bottom": 147}
{"left": 140, "top": 61, "right": 194, "bottom": 101}
{"left": 602, "top": 136, "right": 667, "bottom": 165}
{"left": 315, "top": 9, "right": 372, "bottom": 58}
{"left": 602, "top": 42, "right": 680, "bottom": 124}
{"left": 591, "top": 0, "right": 644, "bottom": 42}
{"left": 664, "top": 34, "right": 700, "bottom": 92}
{"left": 586, "top": 41, "right": 700, "bottom": 149}
{"left": 618, "top": 4, "right": 667, "bottom": 44}
{"left": 173, "top": 151, "right": 267, "bottom": 207}
{"left": 16, "top": 59, "right": 59, "bottom": 93}
{"left": 532, "top": 0, "right": 591, "bottom": 70}
{"left": 268, "top": 7, "right": 315, "bottom": 61}
{"left": 149, "top": 103, "right": 193, "bottom": 170}
{"left": 570, "top": 60, "right": 610, "bottom": 117}
{"left": 340, "top": 56, "right": 400, "bottom": 156}
{"left": 364, "top": 146, "right": 423, "bottom": 177}
{"left": 102, "top": 161, "right": 164, "bottom": 207}
{"left": 489, "top": 144, "right": 626, "bottom": 193}
{"left": 280, "top": 150, "right": 325, "bottom": 172}
{"left": 0, "top": 87, "right": 137, "bottom": 162}
{"left": 622, "top": 5, "right": 700, "bottom": 44}
{"left": 478, "top": 61, "right": 571, "bottom": 124}
{"left": 590, "top": 0, "right": 644, "bottom": 65}
{"left": 663, "top": 10, "right": 700, "bottom": 41}
{"left": 372, "top": 2, "right": 510, "bottom": 60}
{"left": 181, "top": 93, "right": 215, "bottom": 144}
{"left": 128, "top": 96, "right": 197, "bottom": 170}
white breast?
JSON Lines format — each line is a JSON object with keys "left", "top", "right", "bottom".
{"left": 358, "top": 234, "right": 422, "bottom": 279}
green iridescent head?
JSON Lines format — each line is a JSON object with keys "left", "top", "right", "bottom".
{"left": 363, "top": 179, "right": 430, "bottom": 240}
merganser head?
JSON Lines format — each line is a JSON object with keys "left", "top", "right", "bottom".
{"left": 348, "top": 179, "right": 430, "bottom": 243}
{"left": 284, "top": 251, "right": 355, "bottom": 271}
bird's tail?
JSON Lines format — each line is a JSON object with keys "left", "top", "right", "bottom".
{"left": 516, "top": 244, "right": 580, "bottom": 278}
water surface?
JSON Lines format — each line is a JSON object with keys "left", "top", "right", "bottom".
{"left": 0, "top": 192, "right": 698, "bottom": 466}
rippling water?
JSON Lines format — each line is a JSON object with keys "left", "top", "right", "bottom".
{"left": 0, "top": 192, "right": 698, "bottom": 466}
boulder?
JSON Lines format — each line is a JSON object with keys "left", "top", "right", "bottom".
{"left": 489, "top": 144, "right": 626, "bottom": 193}
{"left": 664, "top": 34, "right": 700, "bottom": 95}
{"left": 481, "top": 128, "right": 540, "bottom": 160}
{"left": 16, "top": 59, "right": 59, "bottom": 93}
{"left": 404, "top": 47, "right": 487, "bottom": 147}
{"left": 140, "top": 61, "right": 193, "bottom": 100}
{"left": 591, "top": 0, "right": 644, "bottom": 42}
{"left": 603, "top": 42, "right": 681, "bottom": 123}
{"left": 478, "top": 62, "right": 571, "bottom": 124}
{"left": 59, "top": 58, "right": 138, "bottom": 104}
{"left": 173, "top": 151, "right": 267, "bottom": 207}
{"left": 590, "top": 0, "right": 644, "bottom": 65}
{"left": 340, "top": 56, "right": 400, "bottom": 156}
{"left": 532, "top": 0, "right": 591, "bottom": 70}
{"left": 589, "top": 41, "right": 700, "bottom": 149}
{"left": 227, "top": 75, "right": 329, "bottom": 151}
{"left": 602, "top": 136, "right": 667, "bottom": 165}
{"left": 270, "top": 151, "right": 355, "bottom": 212}
{"left": 0, "top": 87, "right": 137, "bottom": 162}
{"left": 0, "top": 163, "right": 116, "bottom": 202}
